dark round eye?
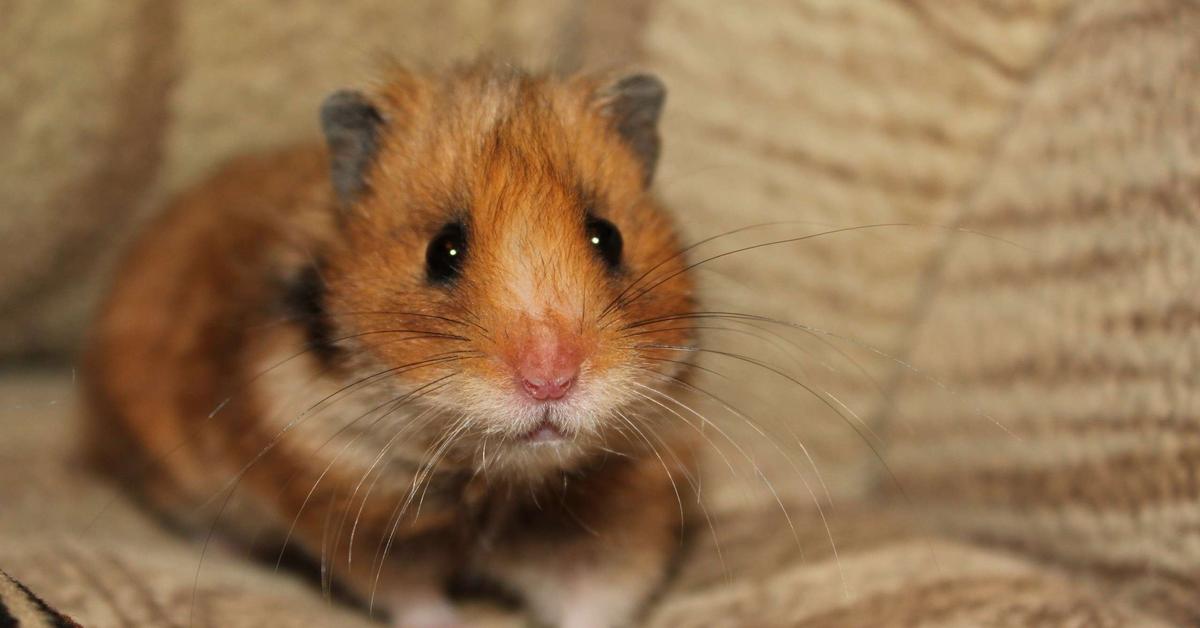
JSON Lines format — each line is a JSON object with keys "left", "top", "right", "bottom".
{"left": 426, "top": 222, "right": 467, "bottom": 284}
{"left": 586, "top": 216, "right": 623, "bottom": 271}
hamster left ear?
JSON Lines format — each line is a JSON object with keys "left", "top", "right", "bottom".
{"left": 600, "top": 73, "right": 666, "bottom": 187}
{"left": 320, "top": 90, "right": 385, "bottom": 204}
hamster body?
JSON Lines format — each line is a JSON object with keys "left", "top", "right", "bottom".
{"left": 84, "top": 63, "right": 697, "bottom": 627}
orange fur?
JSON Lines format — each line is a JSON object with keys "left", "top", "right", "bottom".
{"left": 84, "top": 63, "right": 696, "bottom": 627}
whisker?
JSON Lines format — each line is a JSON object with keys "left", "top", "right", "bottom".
{"left": 274, "top": 376, "right": 455, "bottom": 572}
{"left": 631, "top": 367, "right": 832, "bottom": 503}
{"left": 629, "top": 400, "right": 730, "bottom": 585}
{"left": 628, "top": 310, "right": 1016, "bottom": 439}
{"left": 625, "top": 384, "right": 808, "bottom": 578}
{"left": 599, "top": 221, "right": 815, "bottom": 322}
{"left": 318, "top": 482, "right": 341, "bottom": 602}
{"left": 213, "top": 328, "right": 469, "bottom": 417}
{"left": 88, "top": 345, "right": 431, "bottom": 536}
{"left": 622, "top": 323, "right": 824, "bottom": 382}
{"left": 612, "top": 408, "right": 687, "bottom": 541}
{"left": 341, "top": 404, "right": 451, "bottom": 570}
{"left": 369, "top": 414, "right": 472, "bottom": 612}
{"left": 251, "top": 309, "right": 481, "bottom": 334}
{"left": 637, "top": 351, "right": 948, "bottom": 592}
{"left": 605, "top": 221, "right": 1029, "bottom": 325}
{"left": 188, "top": 353, "right": 474, "bottom": 622}
{"left": 636, "top": 343, "right": 887, "bottom": 465}
{"left": 194, "top": 352, "right": 476, "bottom": 515}
{"left": 635, "top": 374, "right": 847, "bottom": 593}
{"left": 617, "top": 224, "right": 928, "bottom": 315}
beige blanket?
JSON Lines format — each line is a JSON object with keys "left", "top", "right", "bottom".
{"left": 3, "top": 0, "right": 1198, "bottom": 625}
{"left": 0, "top": 372, "right": 1166, "bottom": 626}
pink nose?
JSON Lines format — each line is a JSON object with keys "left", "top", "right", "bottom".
{"left": 520, "top": 371, "right": 576, "bottom": 400}
{"left": 511, "top": 320, "right": 584, "bottom": 401}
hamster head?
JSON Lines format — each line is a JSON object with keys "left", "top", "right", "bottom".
{"left": 314, "top": 65, "right": 694, "bottom": 474}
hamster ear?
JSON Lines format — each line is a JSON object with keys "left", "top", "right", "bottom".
{"left": 320, "top": 90, "right": 385, "bottom": 204}
{"left": 600, "top": 73, "right": 666, "bottom": 187}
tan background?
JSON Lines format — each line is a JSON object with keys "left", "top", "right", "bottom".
{"left": 0, "top": 0, "right": 1079, "bottom": 496}
{"left": 2, "top": 0, "right": 1198, "bottom": 625}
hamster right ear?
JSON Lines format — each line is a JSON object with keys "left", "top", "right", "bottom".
{"left": 320, "top": 90, "right": 385, "bottom": 204}
{"left": 599, "top": 73, "right": 667, "bottom": 187}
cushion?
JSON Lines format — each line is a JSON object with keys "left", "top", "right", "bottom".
{"left": 0, "top": 372, "right": 1165, "bottom": 626}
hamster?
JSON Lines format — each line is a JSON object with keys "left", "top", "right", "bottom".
{"left": 83, "top": 62, "right": 698, "bottom": 628}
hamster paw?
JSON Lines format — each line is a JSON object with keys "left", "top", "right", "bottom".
{"left": 389, "top": 598, "right": 464, "bottom": 628}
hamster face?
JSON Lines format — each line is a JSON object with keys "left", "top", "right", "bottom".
{"left": 318, "top": 69, "right": 694, "bottom": 474}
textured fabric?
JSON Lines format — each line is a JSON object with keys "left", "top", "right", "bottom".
{"left": 0, "top": 0, "right": 575, "bottom": 359}
{"left": 3, "top": 0, "right": 1198, "bottom": 626}
{"left": 885, "top": 0, "right": 1200, "bottom": 624}
{"left": 0, "top": 570, "right": 81, "bottom": 627}
{"left": 0, "top": 0, "right": 1096, "bottom": 501}
{"left": 0, "top": 373, "right": 1165, "bottom": 627}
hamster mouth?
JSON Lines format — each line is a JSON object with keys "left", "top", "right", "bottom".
{"left": 521, "top": 413, "right": 566, "bottom": 445}
{"left": 523, "top": 420, "right": 565, "bottom": 444}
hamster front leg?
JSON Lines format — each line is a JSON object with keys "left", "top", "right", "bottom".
{"left": 382, "top": 581, "right": 461, "bottom": 628}
{"left": 352, "top": 527, "right": 465, "bottom": 628}
{"left": 479, "top": 455, "right": 687, "bottom": 628}
{"left": 282, "top": 487, "right": 466, "bottom": 628}
{"left": 345, "top": 529, "right": 464, "bottom": 628}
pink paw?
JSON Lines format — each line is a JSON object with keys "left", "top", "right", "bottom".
{"left": 389, "top": 599, "right": 464, "bottom": 628}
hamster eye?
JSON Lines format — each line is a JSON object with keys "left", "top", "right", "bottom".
{"left": 586, "top": 216, "right": 623, "bottom": 271}
{"left": 426, "top": 222, "right": 467, "bottom": 284}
